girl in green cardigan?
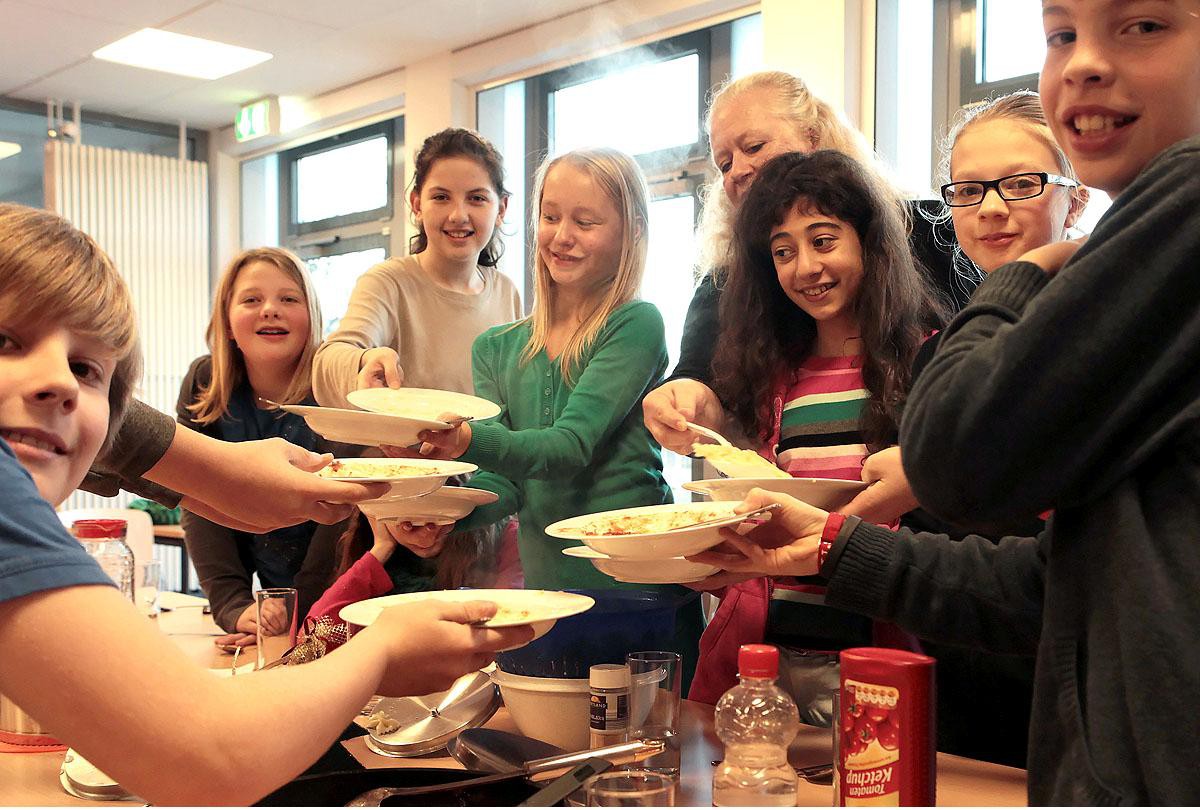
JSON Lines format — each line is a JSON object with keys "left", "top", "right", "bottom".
{"left": 415, "top": 147, "right": 674, "bottom": 590}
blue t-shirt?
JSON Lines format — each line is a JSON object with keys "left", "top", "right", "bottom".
{"left": 0, "top": 439, "right": 113, "bottom": 604}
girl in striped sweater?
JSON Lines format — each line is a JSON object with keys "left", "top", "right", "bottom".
{"left": 690, "top": 150, "right": 944, "bottom": 712}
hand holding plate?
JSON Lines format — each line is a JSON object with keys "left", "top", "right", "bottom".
{"left": 416, "top": 413, "right": 473, "bottom": 459}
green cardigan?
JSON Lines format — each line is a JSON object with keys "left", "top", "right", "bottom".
{"left": 459, "top": 300, "right": 672, "bottom": 589}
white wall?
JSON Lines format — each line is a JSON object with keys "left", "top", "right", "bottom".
{"left": 209, "top": 0, "right": 877, "bottom": 268}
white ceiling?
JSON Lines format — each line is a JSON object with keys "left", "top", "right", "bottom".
{"left": 0, "top": 0, "right": 604, "bottom": 129}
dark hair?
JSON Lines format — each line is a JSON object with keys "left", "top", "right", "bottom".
{"left": 332, "top": 507, "right": 503, "bottom": 591}
{"left": 408, "top": 128, "right": 509, "bottom": 267}
{"left": 712, "top": 150, "right": 946, "bottom": 449}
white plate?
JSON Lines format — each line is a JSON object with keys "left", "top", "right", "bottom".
{"left": 339, "top": 589, "right": 595, "bottom": 650}
{"left": 360, "top": 486, "right": 499, "bottom": 524}
{"left": 684, "top": 477, "right": 866, "bottom": 511}
{"left": 347, "top": 387, "right": 501, "bottom": 425}
{"left": 545, "top": 502, "right": 745, "bottom": 561}
{"left": 282, "top": 403, "right": 442, "bottom": 448}
{"left": 316, "top": 458, "right": 477, "bottom": 488}
{"left": 561, "top": 545, "right": 718, "bottom": 584}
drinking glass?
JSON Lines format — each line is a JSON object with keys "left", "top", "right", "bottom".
{"left": 584, "top": 769, "right": 677, "bottom": 806}
{"left": 138, "top": 560, "right": 162, "bottom": 617}
{"left": 255, "top": 588, "right": 298, "bottom": 669}
{"left": 626, "top": 651, "right": 682, "bottom": 776}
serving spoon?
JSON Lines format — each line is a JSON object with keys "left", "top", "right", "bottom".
{"left": 685, "top": 420, "right": 732, "bottom": 447}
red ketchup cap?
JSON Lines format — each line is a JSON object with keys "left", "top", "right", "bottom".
{"left": 738, "top": 644, "right": 779, "bottom": 678}
{"left": 71, "top": 519, "right": 127, "bottom": 539}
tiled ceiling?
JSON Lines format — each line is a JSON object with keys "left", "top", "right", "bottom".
{"left": 0, "top": 0, "right": 604, "bottom": 129}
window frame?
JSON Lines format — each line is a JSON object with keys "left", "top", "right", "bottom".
{"left": 955, "top": 0, "right": 1040, "bottom": 105}
{"left": 279, "top": 119, "right": 397, "bottom": 238}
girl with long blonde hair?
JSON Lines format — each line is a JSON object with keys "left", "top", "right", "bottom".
{"left": 416, "top": 147, "right": 671, "bottom": 587}
{"left": 177, "top": 248, "right": 351, "bottom": 643}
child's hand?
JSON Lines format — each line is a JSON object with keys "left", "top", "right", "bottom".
{"left": 362, "top": 600, "right": 535, "bottom": 696}
{"left": 1019, "top": 235, "right": 1088, "bottom": 277}
{"left": 642, "top": 379, "right": 724, "bottom": 455}
{"left": 840, "top": 446, "right": 919, "bottom": 524}
{"left": 358, "top": 347, "right": 404, "bottom": 390}
{"left": 376, "top": 517, "right": 454, "bottom": 558}
{"left": 416, "top": 417, "right": 472, "bottom": 459}
{"left": 687, "top": 488, "right": 828, "bottom": 576}
{"left": 234, "top": 603, "right": 258, "bottom": 635}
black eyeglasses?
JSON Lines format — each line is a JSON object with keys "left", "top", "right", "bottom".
{"left": 940, "top": 172, "right": 1079, "bottom": 207}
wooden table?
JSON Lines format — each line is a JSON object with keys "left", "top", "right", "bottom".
{"left": 0, "top": 609, "right": 1028, "bottom": 806}
{"left": 151, "top": 524, "right": 192, "bottom": 594}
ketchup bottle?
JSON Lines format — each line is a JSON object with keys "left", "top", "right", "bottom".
{"left": 835, "top": 648, "right": 935, "bottom": 806}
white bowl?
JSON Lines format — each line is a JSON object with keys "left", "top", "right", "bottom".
{"left": 317, "top": 457, "right": 477, "bottom": 487}
{"left": 489, "top": 668, "right": 592, "bottom": 751}
{"left": 685, "top": 476, "right": 867, "bottom": 510}
{"left": 359, "top": 486, "right": 500, "bottom": 524}
{"left": 348, "top": 387, "right": 500, "bottom": 422}
{"left": 281, "top": 403, "right": 440, "bottom": 448}
{"left": 339, "top": 589, "right": 595, "bottom": 651}
{"left": 561, "top": 546, "right": 718, "bottom": 584}
{"left": 545, "top": 502, "right": 745, "bottom": 561}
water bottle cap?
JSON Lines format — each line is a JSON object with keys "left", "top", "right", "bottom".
{"left": 589, "top": 664, "right": 631, "bottom": 689}
{"left": 71, "top": 519, "right": 127, "bottom": 539}
{"left": 738, "top": 644, "right": 779, "bottom": 678}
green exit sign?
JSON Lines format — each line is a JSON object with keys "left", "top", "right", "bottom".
{"left": 235, "top": 97, "right": 278, "bottom": 142}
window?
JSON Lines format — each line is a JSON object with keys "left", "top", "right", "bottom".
{"left": 280, "top": 119, "right": 396, "bottom": 237}
{"left": 550, "top": 53, "right": 701, "bottom": 158}
{"left": 243, "top": 117, "right": 404, "bottom": 329}
{"left": 978, "top": 0, "right": 1044, "bottom": 84}
{"left": 299, "top": 237, "right": 388, "bottom": 336}
{"left": 0, "top": 96, "right": 205, "bottom": 208}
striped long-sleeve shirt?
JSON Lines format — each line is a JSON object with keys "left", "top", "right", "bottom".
{"left": 774, "top": 354, "right": 869, "bottom": 480}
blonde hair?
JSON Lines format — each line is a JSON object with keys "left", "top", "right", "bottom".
{"left": 521, "top": 148, "right": 649, "bottom": 386}
{"left": 697, "top": 70, "right": 880, "bottom": 280}
{"left": 931, "top": 90, "right": 1087, "bottom": 277}
{"left": 188, "top": 247, "right": 322, "bottom": 424}
{"left": 0, "top": 204, "right": 141, "bottom": 455}
{"left": 940, "top": 90, "right": 1078, "bottom": 186}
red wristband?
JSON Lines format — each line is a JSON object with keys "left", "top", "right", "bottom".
{"left": 818, "top": 513, "right": 846, "bottom": 571}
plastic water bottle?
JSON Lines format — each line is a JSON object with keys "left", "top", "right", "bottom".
{"left": 72, "top": 519, "right": 135, "bottom": 601}
{"left": 712, "top": 644, "right": 800, "bottom": 807}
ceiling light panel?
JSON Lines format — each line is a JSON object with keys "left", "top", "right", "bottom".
{"left": 92, "top": 28, "right": 272, "bottom": 80}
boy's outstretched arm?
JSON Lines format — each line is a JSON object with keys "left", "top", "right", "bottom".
{"left": 88, "top": 400, "right": 387, "bottom": 531}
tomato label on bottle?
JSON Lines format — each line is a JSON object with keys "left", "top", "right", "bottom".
{"left": 841, "top": 679, "right": 901, "bottom": 805}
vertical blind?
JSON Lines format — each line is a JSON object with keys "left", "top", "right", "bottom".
{"left": 44, "top": 141, "right": 210, "bottom": 513}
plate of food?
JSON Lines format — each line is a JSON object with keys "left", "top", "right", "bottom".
{"left": 316, "top": 458, "right": 477, "bottom": 498}
{"left": 359, "top": 486, "right": 500, "bottom": 524}
{"left": 685, "top": 476, "right": 866, "bottom": 511}
{"left": 690, "top": 443, "right": 792, "bottom": 479}
{"left": 339, "top": 589, "right": 595, "bottom": 649}
{"left": 561, "top": 545, "right": 719, "bottom": 584}
{"left": 545, "top": 501, "right": 748, "bottom": 560}
{"left": 347, "top": 388, "right": 501, "bottom": 427}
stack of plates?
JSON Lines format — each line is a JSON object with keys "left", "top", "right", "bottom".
{"left": 283, "top": 387, "right": 504, "bottom": 523}
{"left": 546, "top": 502, "right": 751, "bottom": 585}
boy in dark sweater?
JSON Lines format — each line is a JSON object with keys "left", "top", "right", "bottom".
{"left": 694, "top": 1, "right": 1200, "bottom": 803}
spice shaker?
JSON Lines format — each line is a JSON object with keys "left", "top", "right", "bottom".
{"left": 589, "top": 664, "right": 631, "bottom": 749}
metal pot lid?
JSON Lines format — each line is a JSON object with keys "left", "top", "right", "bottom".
{"left": 364, "top": 669, "right": 499, "bottom": 757}
{"left": 59, "top": 748, "right": 138, "bottom": 801}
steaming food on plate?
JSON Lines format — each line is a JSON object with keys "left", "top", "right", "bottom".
{"left": 316, "top": 460, "right": 451, "bottom": 478}
{"left": 691, "top": 443, "right": 791, "bottom": 480}
{"left": 575, "top": 507, "right": 733, "bottom": 537}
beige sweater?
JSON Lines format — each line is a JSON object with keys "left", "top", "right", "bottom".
{"left": 312, "top": 255, "right": 522, "bottom": 407}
